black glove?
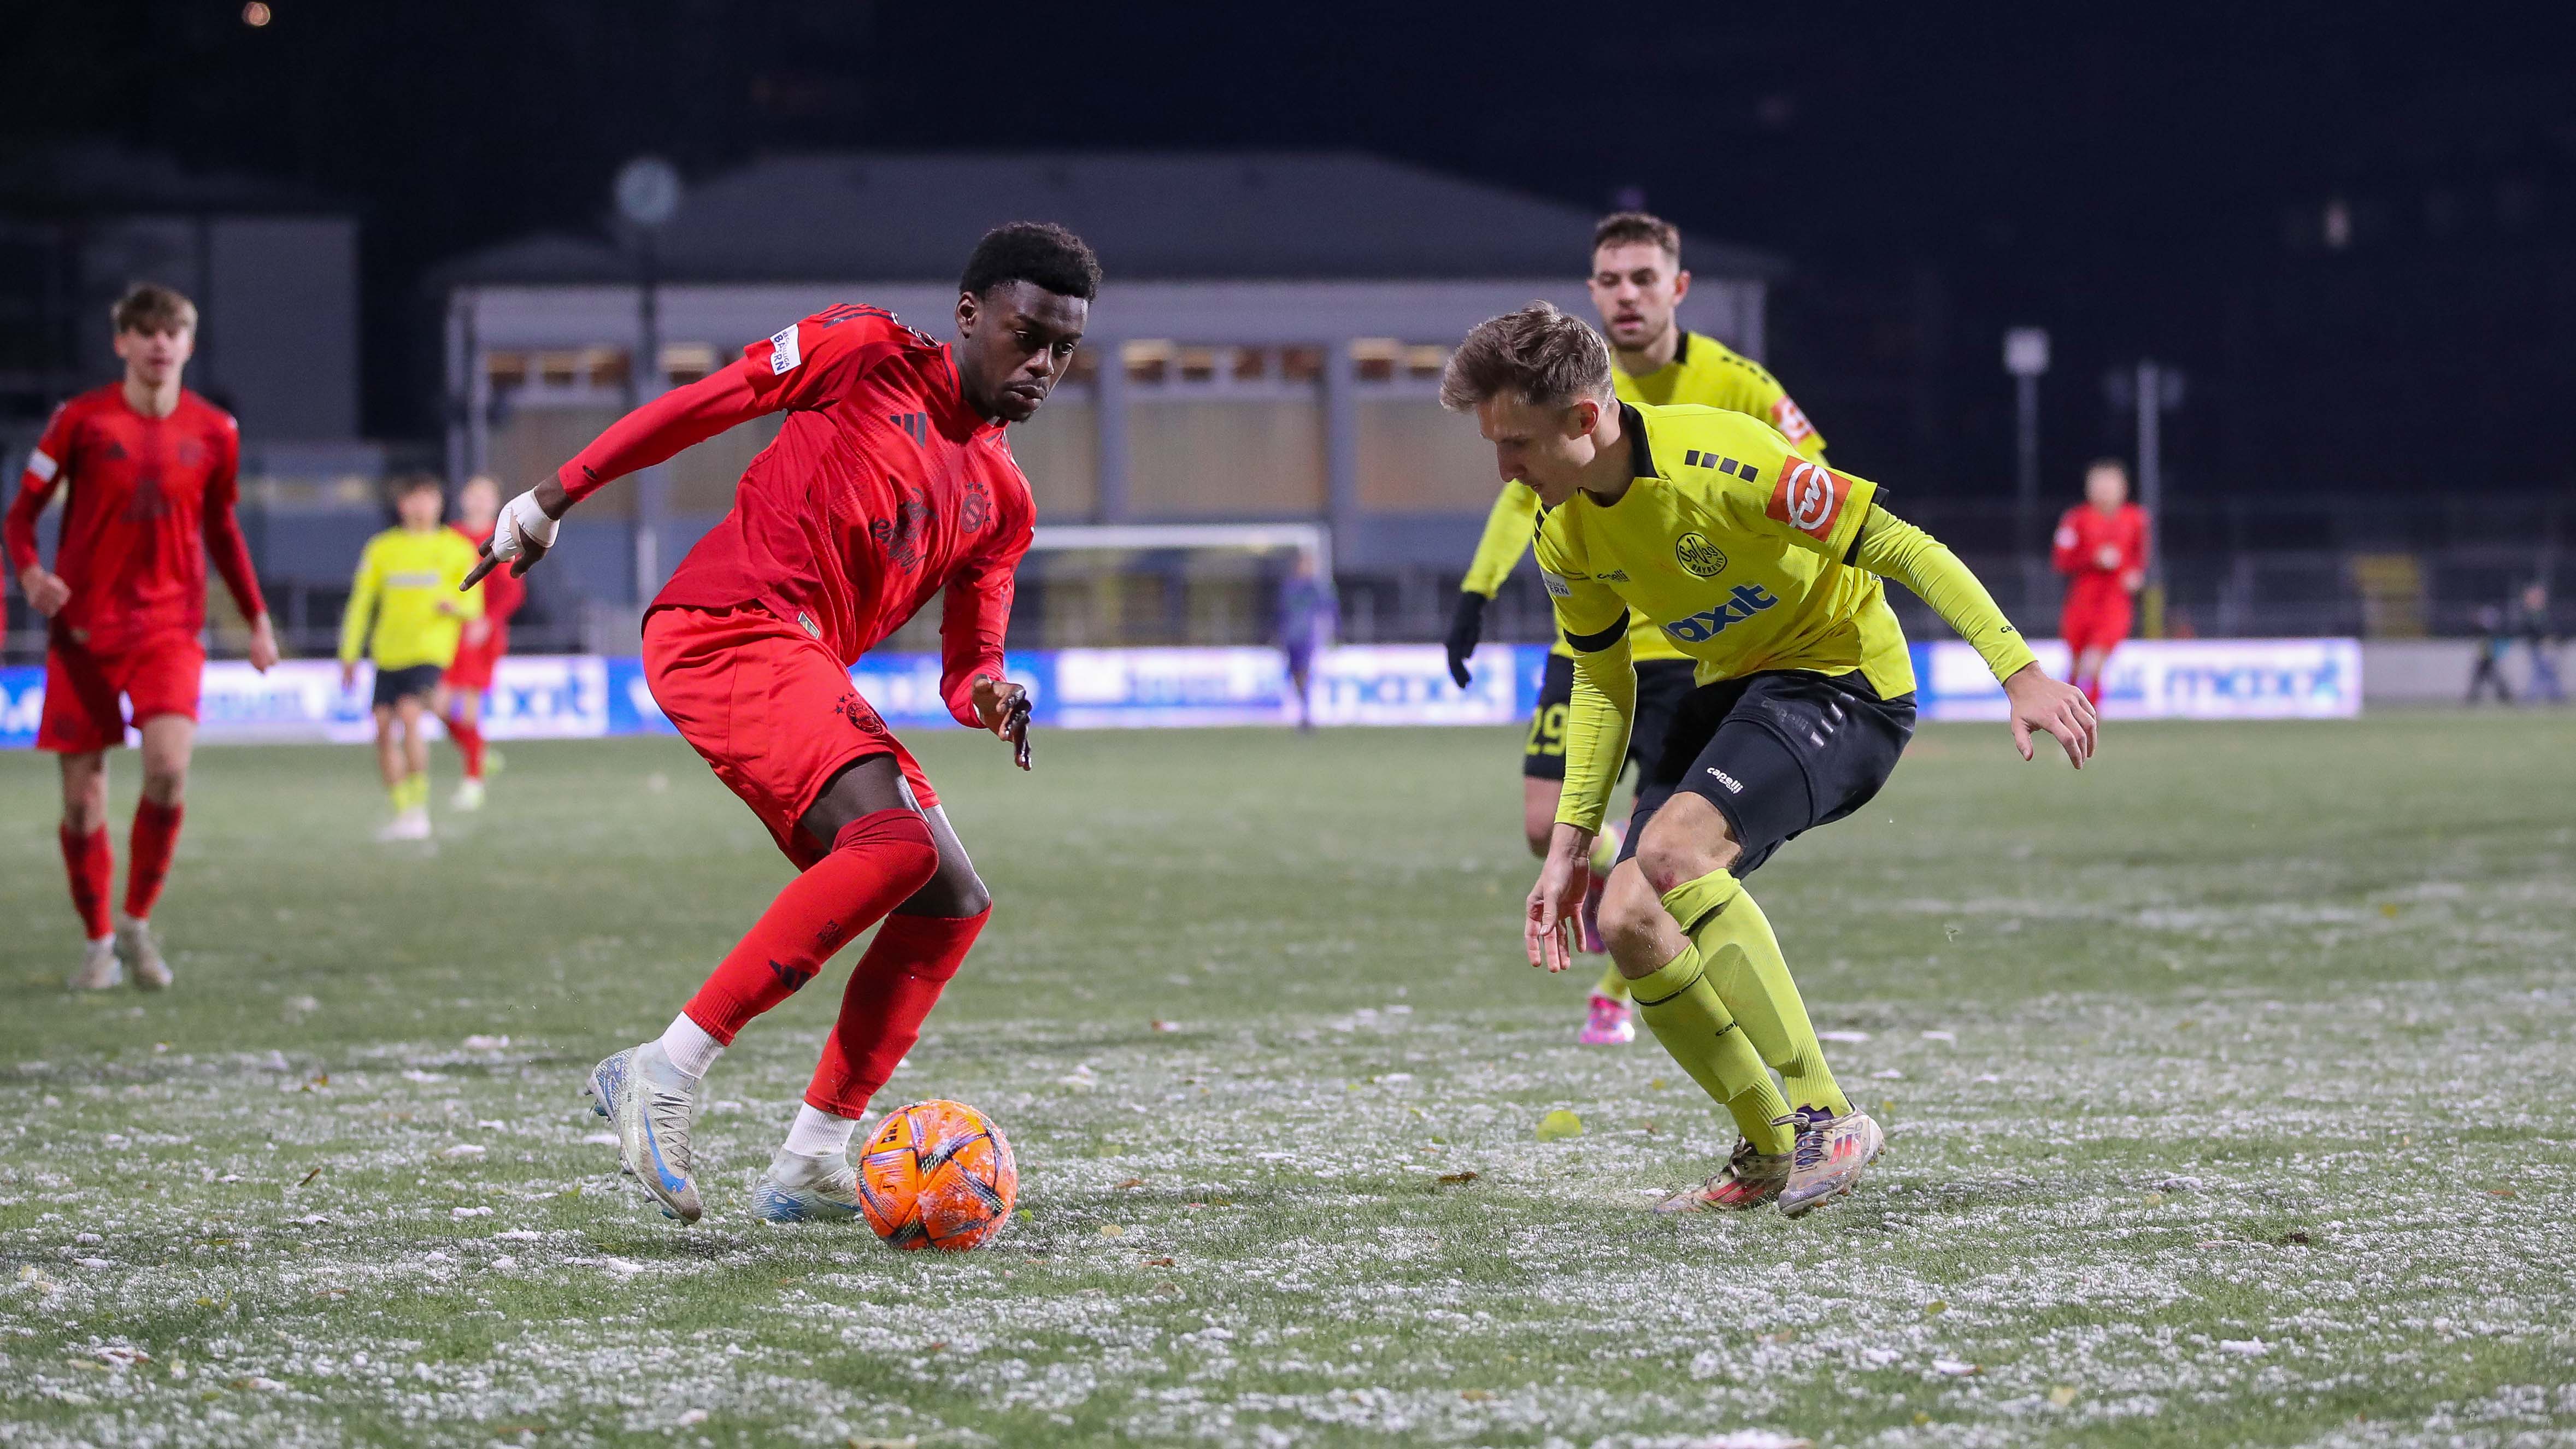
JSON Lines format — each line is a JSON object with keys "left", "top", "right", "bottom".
{"left": 1445, "top": 591, "right": 1487, "bottom": 688}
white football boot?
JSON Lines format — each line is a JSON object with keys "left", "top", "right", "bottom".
{"left": 117, "top": 915, "right": 172, "bottom": 991}
{"left": 749, "top": 1146, "right": 864, "bottom": 1224}
{"left": 375, "top": 807, "right": 433, "bottom": 843}
{"left": 67, "top": 936, "right": 122, "bottom": 991}
{"left": 451, "top": 779, "right": 486, "bottom": 812}
{"left": 586, "top": 1041, "right": 705, "bottom": 1223}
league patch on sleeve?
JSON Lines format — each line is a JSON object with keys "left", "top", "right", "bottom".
{"left": 767, "top": 323, "right": 803, "bottom": 376}
{"left": 1771, "top": 394, "right": 1818, "bottom": 443}
{"left": 26, "top": 448, "right": 57, "bottom": 483}
{"left": 1538, "top": 569, "right": 1574, "bottom": 598}
{"left": 1767, "top": 457, "right": 1855, "bottom": 541}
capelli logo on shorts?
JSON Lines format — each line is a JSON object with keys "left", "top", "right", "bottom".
{"left": 1705, "top": 766, "right": 1745, "bottom": 794}
{"left": 1674, "top": 533, "right": 1728, "bottom": 579}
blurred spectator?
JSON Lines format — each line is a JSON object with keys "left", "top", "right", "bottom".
{"left": 2516, "top": 581, "right": 2562, "bottom": 704}
{"left": 2466, "top": 603, "right": 2513, "bottom": 705}
{"left": 1275, "top": 551, "right": 1337, "bottom": 732}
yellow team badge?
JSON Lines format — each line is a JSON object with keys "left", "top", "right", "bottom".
{"left": 1675, "top": 533, "right": 1728, "bottom": 579}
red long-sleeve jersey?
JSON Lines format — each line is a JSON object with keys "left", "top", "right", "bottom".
{"left": 554, "top": 305, "right": 1034, "bottom": 728}
{"left": 6, "top": 385, "right": 265, "bottom": 652}
{"left": 2052, "top": 502, "right": 2149, "bottom": 594}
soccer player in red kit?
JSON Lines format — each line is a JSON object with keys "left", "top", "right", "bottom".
{"left": 2052, "top": 457, "right": 2149, "bottom": 707}
{"left": 7, "top": 283, "right": 280, "bottom": 991}
{"left": 472, "top": 223, "right": 1096, "bottom": 1225}
{"left": 442, "top": 475, "right": 522, "bottom": 810}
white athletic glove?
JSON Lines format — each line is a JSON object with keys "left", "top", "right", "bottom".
{"left": 489, "top": 489, "right": 560, "bottom": 567}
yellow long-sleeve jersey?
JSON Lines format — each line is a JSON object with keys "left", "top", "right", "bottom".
{"left": 338, "top": 526, "right": 485, "bottom": 670}
{"left": 1539, "top": 402, "right": 2037, "bottom": 831}
{"left": 1459, "top": 332, "right": 1828, "bottom": 662}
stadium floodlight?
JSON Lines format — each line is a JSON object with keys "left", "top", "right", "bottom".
{"left": 614, "top": 157, "right": 684, "bottom": 598}
{"left": 2004, "top": 328, "right": 2049, "bottom": 552}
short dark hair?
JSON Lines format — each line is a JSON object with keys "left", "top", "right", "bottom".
{"left": 1439, "top": 302, "right": 1616, "bottom": 413}
{"left": 960, "top": 222, "right": 1102, "bottom": 302}
{"left": 390, "top": 470, "right": 445, "bottom": 499}
{"left": 112, "top": 282, "right": 197, "bottom": 335}
{"left": 2086, "top": 456, "right": 2130, "bottom": 479}
{"left": 1592, "top": 211, "right": 1681, "bottom": 264}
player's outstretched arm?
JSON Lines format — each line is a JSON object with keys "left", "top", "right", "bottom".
{"left": 1853, "top": 508, "right": 2097, "bottom": 768}
{"left": 467, "top": 361, "right": 779, "bottom": 589}
{"left": 1450, "top": 485, "right": 1540, "bottom": 687}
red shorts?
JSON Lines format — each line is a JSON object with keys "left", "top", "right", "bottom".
{"left": 38, "top": 631, "right": 206, "bottom": 752}
{"left": 444, "top": 621, "right": 510, "bottom": 692}
{"left": 2060, "top": 586, "right": 2134, "bottom": 658}
{"left": 642, "top": 604, "right": 938, "bottom": 869}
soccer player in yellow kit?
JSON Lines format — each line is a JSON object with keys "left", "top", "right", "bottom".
{"left": 1443, "top": 303, "right": 2097, "bottom": 1217}
{"left": 338, "top": 473, "right": 483, "bottom": 841}
{"left": 1446, "top": 213, "right": 1834, "bottom": 1047}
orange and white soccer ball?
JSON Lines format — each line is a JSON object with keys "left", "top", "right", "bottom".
{"left": 856, "top": 1100, "right": 1018, "bottom": 1251}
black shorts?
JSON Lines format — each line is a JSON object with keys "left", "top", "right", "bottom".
{"left": 372, "top": 663, "right": 445, "bottom": 709}
{"left": 1616, "top": 668, "right": 1916, "bottom": 878}
{"left": 1523, "top": 654, "right": 1698, "bottom": 782}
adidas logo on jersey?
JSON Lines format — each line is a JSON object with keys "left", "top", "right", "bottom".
{"left": 1661, "top": 584, "right": 1781, "bottom": 644}
{"left": 887, "top": 411, "right": 930, "bottom": 446}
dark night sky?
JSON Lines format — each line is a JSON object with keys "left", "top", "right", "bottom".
{"left": 11, "top": 1, "right": 2576, "bottom": 502}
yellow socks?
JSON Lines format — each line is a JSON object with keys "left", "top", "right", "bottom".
{"left": 1592, "top": 962, "right": 1630, "bottom": 1002}
{"left": 1658, "top": 868, "right": 1851, "bottom": 1117}
{"left": 1628, "top": 946, "right": 1795, "bottom": 1153}
{"left": 389, "top": 773, "right": 429, "bottom": 814}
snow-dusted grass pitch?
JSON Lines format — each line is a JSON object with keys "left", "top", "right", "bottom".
{"left": 3, "top": 715, "right": 2572, "bottom": 1447}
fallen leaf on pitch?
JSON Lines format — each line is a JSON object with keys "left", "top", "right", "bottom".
{"left": 1437, "top": 1170, "right": 1479, "bottom": 1185}
{"left": 1097, "top": 1223, "right": 1125, "bottom": 1238}
{"left": 1536, "top": 1109, "right": 1584, "bottom": 1141}
{"left": 2049, "top": 1385, "right": 2079, "bottom": 1407}
{"left": 1140, "top": 1255, "right": 1173, "bottom": 1267}
{"left": 1115, "top": 1177, "right": 1144, "bottom": 1189}
{"left": 1150, "top": 1019, "right": 1179, "bottom": 1033}
{"left": 1459, "top": 1388, "right": 1493, "bottom": 1401}
{"left": 1924, "top": 1299, "right": 1948, "bottom": 1315}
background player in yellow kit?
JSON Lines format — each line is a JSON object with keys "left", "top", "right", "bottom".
{"left": 1443, "top": 303, "right": 2095, "bottom": 1217}
{"left": 1446, "top": 213, "right": 1835, "bottom": 1046}
{"left": 338, "top": 473, "right": 483, "bottom": 841}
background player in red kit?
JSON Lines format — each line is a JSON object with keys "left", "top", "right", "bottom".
{"left": 7, "top": 283, "right": 279, "bottom": 991}
{"left": 2052, "top": 457, "right": 2150, "bottom": 706}
{"left": 473, "top": 222, "right": 1097, "bottom": 1225}
{"left": 442, "top": 475, "right": 522, "bottom": 811}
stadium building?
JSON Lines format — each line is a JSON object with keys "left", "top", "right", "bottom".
{"left": 433, "top": 152, "right": 1783, "bottom": 647}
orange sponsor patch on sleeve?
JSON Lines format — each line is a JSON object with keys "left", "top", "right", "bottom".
{"left": 1767, "top": 457, "right": 1855, "bottom": 541}
{"left": 1771, "top": 394, "right": 1817, "bottom": 443}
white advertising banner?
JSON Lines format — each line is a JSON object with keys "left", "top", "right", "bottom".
{"left": 1919, "top": 638, "right": 2363, "bottom": 721}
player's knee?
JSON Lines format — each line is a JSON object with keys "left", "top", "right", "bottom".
{"left": 1633, "top": 816, "right": 1738, "bottom": 897}
{"left": 140, "top": 767, "right": 186, "bottom": 806}
{"left": 1597, "top": 869, "right": 1667, "bottom": 974}
{"left": 905, "top": 870, "right": 991, "bottom": 920}
{"left": 1522, "top": 821, "right": 1552, "bottom": 858}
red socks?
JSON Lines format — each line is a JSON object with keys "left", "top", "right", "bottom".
{"left": 2079, "top": 676, "right": 2104, "bottom": 707}
{"left": 446, "top": 712, "right": 486, "bottom": 779}
{"left": 681, "top": 809, "right": 939, "bottom": 1044}
{"left": 59, "top": 823, "right": 113, "bottom": 940}
{"left": 125, "top": 798, "right": 184, "bottom": 921}
{"left": 806, "top": 906, "right": 987, "bottom": 1118}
